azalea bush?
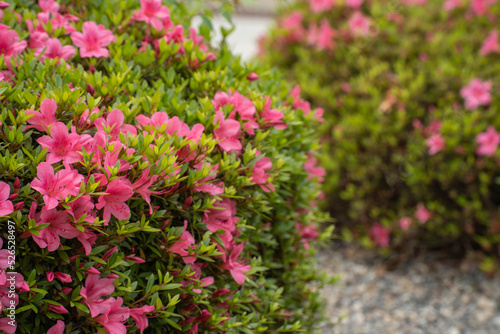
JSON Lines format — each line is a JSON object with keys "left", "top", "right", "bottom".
{"left": 0, "top": 0, "right": 332, "bottom": 333}
{"left": 262, "top": 0, "right": 500, "bottom": 272}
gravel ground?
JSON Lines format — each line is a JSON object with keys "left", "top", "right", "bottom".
{"left": 318, "top": 245, "right": 500, "bottom": 334}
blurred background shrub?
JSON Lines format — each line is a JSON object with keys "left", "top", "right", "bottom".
{"left": 262, "top": 0, "right": 500, "bottom": 273}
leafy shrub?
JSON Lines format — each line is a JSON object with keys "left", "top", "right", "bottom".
{"left": 0, "top": 0, "right": 331, "bottom": 333}
{"left": 262, "top": 0, "right": 500, "bottom": 272}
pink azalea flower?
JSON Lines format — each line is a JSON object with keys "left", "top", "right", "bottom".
{"left": 48, "top": 304, "right": 69, "bottom": 314}
{"left": 0, "top": 272, "right": 29, "bottom": 310}
{"left": 346, "top": 0, "right": 363, "bottom": 8}
{"left": 0, "top": 2, "right": 9, "bottom": 22}
{"left": 36, "top": 11, "right": 78, "bottom": 34}
{"left": 281, "top": 11, "right": 303, "bottom": 30}
{"left": 85, "top": 267, "right": 101, "bottom": 275}
{"left": 96, "top": 178, "right": 133, "bottom": 224}
{"left": 34, "top": 37, "right": 75, "bottom": 62}
{"left": 0, "top": 182, "right": 13, "bottom": 216}
{"left": 247, "top": 72, "right": 259, "bottom": 81}
{"left": 162, "top": 24, "right": 185, "bottom": 49}
{"left": 0, "top": 238, "right": 12, "bottom": 269}
{"left": 99, "top": 148, "right": 132, "bottom": 180}
{"left": 279, "top": 11, "right": 305, "bottom": 42}
{"left": 310, "top": 0, "right": 334, "bottom": 13}
{"left": 191, "top": 276, "right": 214, "bottom": 294}
{"left": 308, "top": 20, "right": 336, "bottom": 51}
{"left": 203, "top": 199, "right": 239, "bottom": 237}
{"left": 94, "top": 109, "right": 137, "bottom": 140}
{"left": 213, "top": 114, "right": 242, "bottom": 153}
{"left": 132, "top": 168, "right": 162, "bottom": 214}
{"left": 31, "top": 162, "right": 83, "bottom": 210}
{"left": 54, "top": 272, "right": 72, "bottom": 283}
{"left": 189, "top": 324, "right": 199, "bottom": 334}
{"left": 260, "top": 97, "right": 286, "bottom": 129}
{"left": 425, "top": 119, "right": 442, "bottom": 136}
{"left": 460, "top": 79, "right": 492, "bottom": 110}
{"left": 480, "top": 30, "right": 500, "bottom": 56}
{"left": 71, "top": 21, "right": 116, "bottom": 58}
{"left": 251, "top": 155, "right": 275, "bottom": 193}
{"left": 193, "top": 163, "right": 224, "bottom": 195}
{"left": 369, "top": 223, "right": 390, "bottom": 247}
{"left": 130, "top": 305, "right": 155, "bottom": 333}
{"left": 220, "top": 243, "right": 251, "bottom": 285}
{"left": 189, "top": 28, "right": 214, "bottom": 60}
{"left": 26, "top": 98, "right": 58, "bottom": 133}
{"left": 398, "top": 217, "right": 412, "bottom": 231}
{"left": 135, "top": 111, "right": 167, "bottom": 129}
{"left": 123, "top": 255, "right": 145, "bottom": 264}
{"left": 296, "top": 223, "right": 319, "bottom": 250}
{"left": 426, "top": 133, "right": 445, "bottom": 155}
{"left": 46, "top": 320, "right": 65, "bottom": 334}
{"left": 67, "top": 195, "right": 95, "bottom": 224}
{"left": 31, "top": 207, "right": 80, "bottom": 252}
{"left": 213, "top": 91, "right": 258, "bottom": 135}
{"left": 95, "top": 297, "right": 130, "bottom": 334}
{"left": 133, "top": 0, "right": 171, "bottom": 31}
{"left": 28, "top": 28, "right": 49, "bottom": 49}
{"left": 476, "top": 126, "right": 500, "bottom": 156}
{"left": 307, "top": 22, "right": 319, "bottom": 46}
{"left": 471, "top": 0, "right": 497, "bottom": 15}
{"left": 414, "top": 203, "right": 432, "bottom": 224}
{"left": 80, "top": 273, "right": 118, "bottom": 317}
{"left": 0, "top": 27, "right": 27, "bottom": 62}
{"left": 348, "top": 11, "right": 372, "bottom": 37}
{"left": 291, "top": 85, "right": 312, "bottom": 112}
{"left": 317, "top": 19, "right": 336, "bottom": 50}
{"left": 101, "top": 246, "right": 118, "bottom": 262}
{"left": 168, "top": 220, "right": 196, "bottom": 264}
{"left": 443, "top": 0, "right": 461, "bottom": 11}
{"left": 0, "top": 317, "right": 16, "bottom": 334}
{"left": 136, "top": 112, "right": 204, "bottom": 142}
{"left": 76, "top": 228, "right": 98, "bottom": 255}
{"left": 37, "top": 122, "right": 82, "bottom": 165}
{"left": 39, "top": 0, "right": 60, "bottom": 13}
{"left": 230, "top": 92, "right": 256, "bottom": 120}
{"left": 304, "top": 155, "right": 326, "bottom": 182}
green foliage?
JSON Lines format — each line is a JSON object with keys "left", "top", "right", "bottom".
{"left": 0, "top": 0, "right": 333, "bottom": 333}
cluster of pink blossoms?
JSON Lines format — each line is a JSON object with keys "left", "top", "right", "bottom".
{"left": 0, "top": 0, "right": 214, "bottom": 83}
{"left": 0, "top": 64, "right": 323, "bottom": 334}
{"left": 274, "top": 0, "right": 375, "bottom": 52}
{"left": 370, "top": 204, "right": 433, "bottom": 246}
{"left": 422, "top": 77, "right": 496, "bottom": 157}
{"left": 0, "top": 90, "right": 302, "bottom": 331}
{"left": 271, "top": 0, "right": 500, "bottom": 249}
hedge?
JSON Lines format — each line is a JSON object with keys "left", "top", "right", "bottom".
{"left": 0, "top": 0, "right": 332, "bottom": 332}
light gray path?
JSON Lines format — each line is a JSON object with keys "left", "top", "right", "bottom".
{"left": 318, "top": 245, "right": 500, "bottom": 334}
